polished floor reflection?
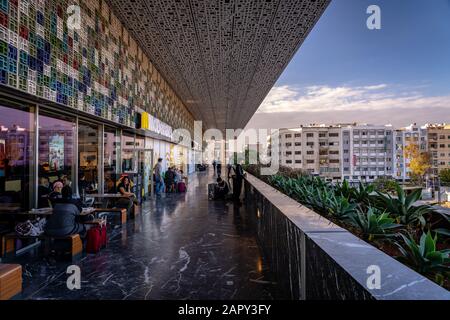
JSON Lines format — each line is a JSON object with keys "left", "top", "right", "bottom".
{"left": 15, "top": 171, "right": 275, "bottom": 300}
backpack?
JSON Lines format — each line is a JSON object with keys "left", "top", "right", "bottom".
{"left": 15, "top": 218, "right": 46, "bottom": 237}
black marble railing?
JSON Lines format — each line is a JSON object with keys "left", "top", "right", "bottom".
{"left": 244, "top": 173, "right": 450, "bottom": 300}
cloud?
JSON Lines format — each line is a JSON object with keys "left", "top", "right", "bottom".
{"left": 256, "top": 84, "right": 450, "bottom": 114}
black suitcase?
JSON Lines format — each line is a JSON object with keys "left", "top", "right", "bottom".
{"left": 208, "top": 183, "right": 216, "bottom": 200}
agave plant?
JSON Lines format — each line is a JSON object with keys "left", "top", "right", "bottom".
{"left": 352, "top": 182, "right": 375, "bottom": 204}
{"left": 349, "top": 207, "right": 401, "bottom": 241}
{"left": 334, "top": 180, "right": 354, "bottom": 199}
{"left": 327, "top": 195, "right": 358, "bottom": 221}
{"left": 395, "top": 231, "right": 450, "bottom": 283}
{"left": 303, "top": 186, "right": 331, "bottom": 213}
{"left": 373, "top": 184, "right": 432, "bottom": 227}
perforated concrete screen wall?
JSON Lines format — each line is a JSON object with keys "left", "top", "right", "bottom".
{"left": 106, "top": 0, "right": 330, "bottom": 130}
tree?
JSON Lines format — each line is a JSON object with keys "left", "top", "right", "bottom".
{"left": 404, "top": 143, "right": 431, "bottom": 184}
{"left": 440, "top": 168, "right": 450, "bottom": 186}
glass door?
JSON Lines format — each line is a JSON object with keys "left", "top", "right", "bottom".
{"left": 138, "top": 149, "right": 153, "bottom": 201}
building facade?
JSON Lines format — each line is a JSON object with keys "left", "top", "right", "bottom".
{"left": 426, "top": 124, "right": 450, "bottom": 177}
{"left": 277, "top": 124, "right": 395, "bottom": 182}
{"left": 393, "top": 124, "right": 428, "bottom": 181}
{"left": 0, "top": 0, "right": 198, "bottom": 211}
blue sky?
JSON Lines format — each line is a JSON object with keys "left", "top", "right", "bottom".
{"left": 246, "top": 0, "right": 450, "bottom": 129}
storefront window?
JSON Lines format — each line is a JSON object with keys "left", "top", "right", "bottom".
{"left": 121, "top": 133, "right": 135, "bottom": 173}
{"left": 0, "top": 103, "right": 35, "bottom": 210}
{"left": 38, "top": 112, "right": 75, "bottom": 208}
{"left": 78, "top": 122, "right": 100, "bottom": 195}
{"left": 135, "top": 136, "right": 145, "bottom": 150}
{"left": 104, "top": 127, "right": 119, "bottom": 193}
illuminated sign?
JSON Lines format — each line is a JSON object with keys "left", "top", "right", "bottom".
{"left": 136, "top": 112, "right": 173, "bottom": 139}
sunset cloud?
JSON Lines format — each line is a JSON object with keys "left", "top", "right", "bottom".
{"left": 257, "top": 84, "right": 450, "bottom": 114}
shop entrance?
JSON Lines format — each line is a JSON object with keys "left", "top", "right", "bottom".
{"left": 138, "top": 149, "right": 154, "bottom": 201}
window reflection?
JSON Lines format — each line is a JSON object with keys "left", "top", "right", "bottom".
{"left": 104, "top": 127, "right": 118, "bottom": 193}
{"left": 122, "top": 134, "right": 135, "bottom": 173}
{"left": 78, "top": 123, "right": 100, "bottom": 196}
{"left": 0, "top": 104, "right": 34, "bottom": 211}
{"left": 38, "top": 113, "right": 75, "bottom": 208}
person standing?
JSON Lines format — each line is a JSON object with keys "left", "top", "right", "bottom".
{"left": 216, "top": 159, "right": 222, "bottom": 177}
{"left": 154, "top": 158, "right": 164, "bottom": 196}
{"left": 233, "top": 164, "right": 245, "bottom": 203}
{"left": 227, "top": 163, "right": 232, "bottom": 185}
{"left": 212, "top": 160, "right": 217, "bottom": 176}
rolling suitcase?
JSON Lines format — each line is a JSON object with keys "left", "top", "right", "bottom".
{"left": 208, "top": 183, "right": 216, "bottom": 200}
{"left": 178, "top": 182, "right": 186, "bottom": 193}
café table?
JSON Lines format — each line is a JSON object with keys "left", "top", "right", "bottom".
{"left": 86, "top": 193, "right": 132, "bottom": 208}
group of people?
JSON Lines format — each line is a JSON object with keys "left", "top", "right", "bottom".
{"left": 153, "top": 158, "right": 188, "bottom": 196}
{"left": 38, "top": 174, "right": 73, "bottom": 208}
{"left": 36, "top": 173, "right": 138, "bottom": 239}
{"left": 211, "top": 161, "right": 245, "bottom": 202}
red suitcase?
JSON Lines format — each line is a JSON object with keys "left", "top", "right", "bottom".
{"left": 86, "top": 224, "right": 107, "bottom": 254}
{"left": 178, "top": 182, "right": 186, "bottom": 193}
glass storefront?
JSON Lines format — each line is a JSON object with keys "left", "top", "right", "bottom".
{"left": 0, "top": 103, "right": 35, "bottom": 211}
{"left": 104, "top": 127, "right": 119, "bottom": 193}
{"left": 78, "top": 122, "right": 100, "bottom": 195}
{"left": 38, "top": 112, "right": 76, "bottom": 207}
{"left": 121, "top": 133, "right": 136, "bottom": 173}
{"left": 0, "top": 98, "right": 190, "bottom": 209}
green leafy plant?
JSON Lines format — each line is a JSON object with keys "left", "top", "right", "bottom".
{"left": 395, "top": 231, "right": 450, "bottom": 284}
{"left": 327, "top": 195, "right": 357, "bottom": 221}
{"left": 334, "top": 180, "right": 354, "bottom": 199}
{"left": 373, "top": 176, "right": 400, "bottom": 194}
{"left": 349, "top": 207, "right": 401, "bottom": 241}
{"left": 373, "top": 184, "right": 432, "bottom": 227}
{"left": 352, "top": 182, "right": 375, "bottom": 204}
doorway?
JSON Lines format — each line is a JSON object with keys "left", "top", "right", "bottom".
{"left": 138, "top": 149, "right": 153, "bottom": 201}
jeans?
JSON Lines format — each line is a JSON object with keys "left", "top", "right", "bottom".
{"left": 155, "top": 177, "right": 165, "bottom": 195}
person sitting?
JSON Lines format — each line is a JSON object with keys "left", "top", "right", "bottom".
{"left": 48, "top": 181, "right": 64, "bottom": 206}
{"left": 174, "top": 168, "right": 182, "bottom": 184}
{"left": 38, "top": 177, "right": 51, "bottom": 208}
{"left": 116, "top": 176, "right": 137, "bottom": 215}
{"left": 165, "top": 167, "right": 176, "bottom": 193}
{"left": 45, "top": 186, "right": 90, "bottom": 238}
{"left": 53, "top": 186, "right": 84, "bottom": 212}
{"left": 180, "top": 170, "right": 188, "bottom": 186}
{"left": 214, "top": 177, "right": 230, "bottom": 200}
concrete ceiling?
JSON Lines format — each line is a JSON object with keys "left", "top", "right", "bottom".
{"left": 107, "top": 0, "right": 330, "bottom": 131}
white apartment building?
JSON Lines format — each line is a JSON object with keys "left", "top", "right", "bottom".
{"left": 342, "top": 124, "right": 395, "bottom": 183}
{"left": 278, "top": 125, "right": 342, "bottom": 181}
{"left": 277, "top": 124, "right": 395, "bottom": 182}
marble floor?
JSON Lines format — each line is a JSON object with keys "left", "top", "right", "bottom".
{"left": 10, "top": 171, "right": 275, "bottom": 300}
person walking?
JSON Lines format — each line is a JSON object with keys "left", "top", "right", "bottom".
{"left": 153, "top": 158, "right": 164, "bottom": 196}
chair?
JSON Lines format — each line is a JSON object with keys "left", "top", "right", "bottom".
{"left": 84, "top": 197, "right": 94, "bottom": 207}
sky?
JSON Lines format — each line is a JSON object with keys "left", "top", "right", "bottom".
{"left": 245, "top": 0, "right": 450, "bottom": 130}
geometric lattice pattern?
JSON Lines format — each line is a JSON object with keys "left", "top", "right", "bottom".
{"left": 106, "top": 0, "right": 330, "bottom": 130}
{"left": 0, "top": 0, "right": 195, "bottom": 133}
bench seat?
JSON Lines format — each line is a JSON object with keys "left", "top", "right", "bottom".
{"left": 132, "top": 204, "right": 141, "bottom": 218}
{"left": 0, "top": 264, "right": 22, "bottom": 300}
{"left": 1, "top": 233, "right": 82, "bottom": 261}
